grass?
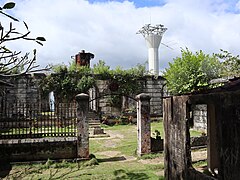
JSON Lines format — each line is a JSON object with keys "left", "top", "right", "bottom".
{"left": 192, "top": 160, "right": 207, "bottom": 168}
{"left": 2, "top": 122, "right": 165, "bottom": 180}
{"left": 20, "top": 160, "right": 159, "bottom": 179}
{"left": 3, "top": 158, "right": 162, "bottom": 179}
{"left": 151, "top": 121, "right": 202, "bottom": 138}
{"left": 91, "top": 124, "right": 137, "bottom": 156}
{"left": 1, "top": 125, "right": 76, "bottom": 136}
{"left": 140, "top": 153, "right": 164, "bottom": 160}
{"left": 190, "top": 128, "right": 203, "bottom": 137}
{"left": 2, "top": 119, "right": 202, "bottom": 138}
{"left": 94, "top": 121, "right": 165, "bottom": 156}
{"left": 1, "top": 121, "right": 204, "bottom": 179}
{"left": 151, "top": 121, "right": 164, "bottom": 138}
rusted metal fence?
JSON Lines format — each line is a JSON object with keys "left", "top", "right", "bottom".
{"left": 0, "top": 101, "right": 77, "bottom": 139}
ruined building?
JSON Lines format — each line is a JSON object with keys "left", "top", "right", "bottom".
{"left": 0, "top": 50, "right": 167, "bottom": 118}
{"left": 164, "top": 77, "right": 240, "bottom": 180}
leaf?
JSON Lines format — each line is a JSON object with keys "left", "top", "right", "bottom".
{"left": 3, "top": 2, "right": 15, "bottom": 9}
{"left": 36, "top": 37, "right": 46, "bottom": 41}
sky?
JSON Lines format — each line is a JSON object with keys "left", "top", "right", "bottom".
{"left": 2, "top": 0, "right": 240, "bottom": 72}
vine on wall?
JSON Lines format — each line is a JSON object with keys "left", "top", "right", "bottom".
{"left": 40, "top": 60, "right": 147, "bottom": 106}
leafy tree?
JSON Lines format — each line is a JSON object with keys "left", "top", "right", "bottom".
{"left": 215, "top": 49, "right": 240, "bottom": 77}
{"left": 163, "top": 48, "right": 222, "bottom": 95}
{"left": 92, "top": 60, "right": 111, "bottom": 78}
{"left": 0, "top": 2, "right": 48, "bottom": 79}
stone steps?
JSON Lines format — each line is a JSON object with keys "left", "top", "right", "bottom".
{"left": 87, "top": 112, "right": 108, "bottom": 138}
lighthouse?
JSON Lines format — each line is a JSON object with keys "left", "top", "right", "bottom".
{"left": 137, "top": 24, "right": 167, "bottom": 75}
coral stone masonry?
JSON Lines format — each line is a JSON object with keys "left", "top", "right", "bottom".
{"left": 136, "top": 93, "right": 151, "bottom": 156}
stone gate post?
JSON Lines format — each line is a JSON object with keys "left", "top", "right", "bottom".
{"left": 75, "top": 93, "right": 89, "bottom": 159}
{"left": 136, "top": 93, "right": 151, "bottom": 156}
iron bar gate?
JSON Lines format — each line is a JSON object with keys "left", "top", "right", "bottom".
{"left": 0, "top": 101, "right": 77, "bottom": 139}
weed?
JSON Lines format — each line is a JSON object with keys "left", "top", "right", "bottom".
{"left": 43, "top": 159, "right": 54, "bottom": 169}
{"left": 84, "top": 158, "right": 99, "bottom": 166}
{"left": 89, "top": 153, "right": 96, "bottom": 159}
{"left": 146, "top": 164, "right": 165, "bottom": 171}
{"left": 140, "top": 153, "right": 163, "bottom": 160}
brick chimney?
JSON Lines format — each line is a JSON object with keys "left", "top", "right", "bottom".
{"left": 75, "top": 50, "right": 94, "bottom": 67}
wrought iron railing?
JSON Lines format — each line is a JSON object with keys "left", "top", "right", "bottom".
{"left": 0, "top": 101, "right": 77, "bottom": 139}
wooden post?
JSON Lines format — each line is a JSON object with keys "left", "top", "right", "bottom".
{"left": 136, "top": 93, "right": 151, "bottom": 156}
{"left": 207, "top": 103, "right": 219, "bottom": 173}
{"left": 75, "top": 93, "right": 89, "bottom": 159}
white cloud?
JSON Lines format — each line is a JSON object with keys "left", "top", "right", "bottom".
{"left": 237, "top": 1, "right": 240, "bottom": 10}
{"left": 2, "top": 0, "right": 240, "bottom": 72}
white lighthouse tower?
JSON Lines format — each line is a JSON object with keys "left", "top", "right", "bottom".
{"left": 137, "top": 24, "right": 167, "bottom": 75}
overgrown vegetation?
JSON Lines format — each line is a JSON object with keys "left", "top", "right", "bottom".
{"left": 215, "top": 49, "right": 240, "bottom": 77}
{"left": 41, "top": 60, "right": 147, "bottom": 104}
{"left": 163, "top": 48, "right": 240, "bottom": 95}
{"left": 41, "top": 64, "right": 94, "bottom": 101}
{"left": 163, "top": 48, "right": 222, "bottom": 94}
{"left": 94, "top": 60, "right": 147, "bottom": 96}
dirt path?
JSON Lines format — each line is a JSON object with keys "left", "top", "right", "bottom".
{"left": 93, "top": 128, "right": 207, "bottom": 178}
{"left": 94, "top": 129, "right": 137, "bottom": 161}
{"left": 192, "top": 149, "right": 207, "bottom": 162}
{"left": 97, "top": 129, "right": 207, "bottom": 163}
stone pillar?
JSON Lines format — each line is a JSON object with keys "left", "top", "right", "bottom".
{"left": 75, "top": 93, "right": 89, "bottom": 159}
{"left": 136, "top": 93, "right": 151, "bottom": 156}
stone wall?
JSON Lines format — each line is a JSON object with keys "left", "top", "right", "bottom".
{"left": 0, "top": 74, "right": 49, "bottom": 118}
{"left": 94, "top": 79, "right": 122, "bottom": 116}
{"left": 190, "top": 136, "right": 207, "bottom": 148}
{"left": 142, "top": 76, "right": 166, "bottom": 116}
{"left": 192, "top": 104, "right": 207, "bottom": 132}
{"left": 1, "top": 73, "right": 46, "bottom": 104}
{"left": 1, "top": 74, "right": 166, "bottom": 118}
{"left": 92, "top": 76, "right": 166, "bottom": 117}
{"left": 0, "top": 138, "right": 77, "bottom": 162}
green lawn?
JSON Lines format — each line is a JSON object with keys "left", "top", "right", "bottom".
{"left": 3, "top": 160, "right": 163, "bottom": 180}
{"left": 151, "top": 121, "right": 203, "bottom": 137}
{"left": 1, "top": 120, "right": 201, "bottom": 138}
{"left": 1, "top": 122, "right": 165, "bottom": 180}
{"left": 1, "top": 121, "right": 203, "bottom": 179}
{"left": 93, "top": 124, "right": 138, "bottom": 156}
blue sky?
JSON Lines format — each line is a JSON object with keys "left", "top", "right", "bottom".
{"left": 87, "top": 0, "right": 240, "bottom": 9}
{"left": 88, "top": 0, "right": 166, "bottom": 8}
{"left": 3, "top": 0, "right": 240, "bottom": 73}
